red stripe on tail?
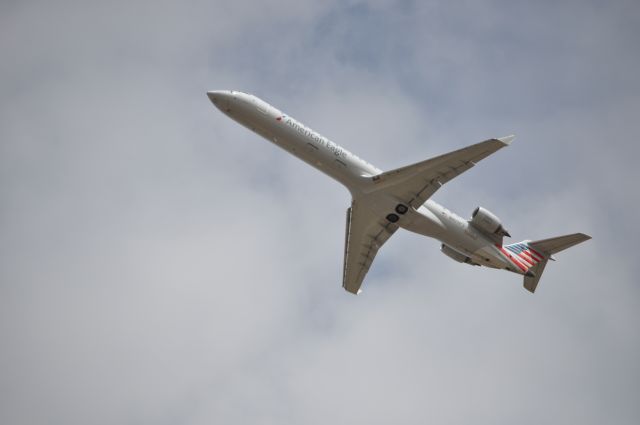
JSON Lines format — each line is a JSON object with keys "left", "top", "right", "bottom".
{"left": 528, "top": 246, "right": 545, "bottom": 261}
{"left": 498, "top": 245, "right": 528, "bottom": 272}
{"left": 520, "top": 251, "right": 538, "bottom": 264}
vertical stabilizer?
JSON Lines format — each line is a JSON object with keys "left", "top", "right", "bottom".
{"left": 523, "top": 259, "right": 548, "bottom": 293}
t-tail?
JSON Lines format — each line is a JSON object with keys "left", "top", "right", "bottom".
{"left": 504, "top": 233, "right": 591, "bottom": 293}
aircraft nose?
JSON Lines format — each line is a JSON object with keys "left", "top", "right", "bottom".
{"left": 207, "top": 90, "right": 225, "bottom": 103}
{"left": 206, "top": 90, "right": 232, "bottom": 110}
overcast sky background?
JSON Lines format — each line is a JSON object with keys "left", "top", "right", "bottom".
{"left": 1, "top": 1, "right": 639, "bottom": 424}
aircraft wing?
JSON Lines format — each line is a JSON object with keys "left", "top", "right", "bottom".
{"left": 370, "top": 136, "right": 514, "bottom": 209}
{"left": 343, "top": 200, "right": 399, "bottom": 294}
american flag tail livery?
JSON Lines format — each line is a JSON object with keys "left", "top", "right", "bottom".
{"left": 503, "top": 233, "right": 591, "bottom": 293}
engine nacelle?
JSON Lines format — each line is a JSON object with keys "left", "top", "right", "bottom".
{"left": 441, "top": 244, "right": 475, "bottom": 264}
{"left": 470, "top": 207, "right": 511, "bottom": 238}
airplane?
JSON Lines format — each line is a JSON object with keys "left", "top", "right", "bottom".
{"left": 207, "top": 90, "right": 591, "bottom": 295}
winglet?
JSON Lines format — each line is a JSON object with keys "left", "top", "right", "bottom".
{"left": 496, "top": 135, "right": 515, "bottom": 146}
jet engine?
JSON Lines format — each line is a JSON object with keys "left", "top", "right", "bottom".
{"left": 440, "top": 244, "right": 476, "bottom": 265}
{"left": 470, "top": 207, "right": 511, "bottom": 238}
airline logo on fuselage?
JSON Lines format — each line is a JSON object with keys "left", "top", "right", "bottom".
{"left": 277, "top": 115, "right": 346, "bottom": 158}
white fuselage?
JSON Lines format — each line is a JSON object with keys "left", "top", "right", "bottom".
{"left": 208, "top": 90, "right": 518, "bottom": 273}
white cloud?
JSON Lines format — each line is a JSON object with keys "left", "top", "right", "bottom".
{"left": 1, "top": 1, "right": 639, "bottom": 424}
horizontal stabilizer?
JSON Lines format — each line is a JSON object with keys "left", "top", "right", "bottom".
{"left": 522, "top": 233, "right": 591, "bottom": 293}
{"left": 529, "top": 233, "right": 591, "bottom": 255}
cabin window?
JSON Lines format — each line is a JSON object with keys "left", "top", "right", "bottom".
{"left": 256, "top": 104, "right": 268, "bottom": 113}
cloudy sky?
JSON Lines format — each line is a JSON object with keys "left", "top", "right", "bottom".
{"left": 2, "top": 0, "right": 639, "bottom": 423}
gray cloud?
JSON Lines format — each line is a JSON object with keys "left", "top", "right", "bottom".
{"left": 1, "top": 1, "right": 639, "bottom": 424}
